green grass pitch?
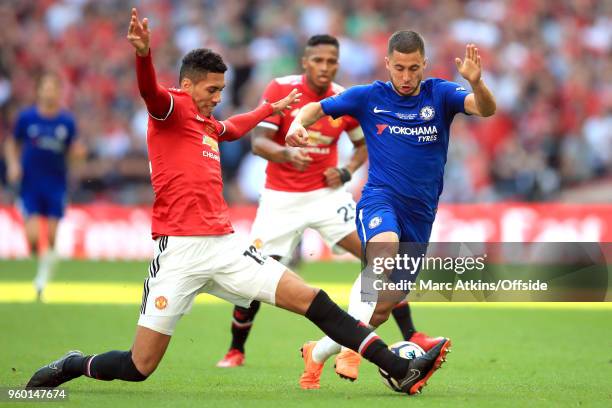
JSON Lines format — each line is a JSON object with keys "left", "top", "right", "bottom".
{"left": 0, "top": 260, "right": 611, "bottom": 407}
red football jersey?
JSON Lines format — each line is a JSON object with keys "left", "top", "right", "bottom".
{"left": 147, "top": 88, "right": 232, "bottom": 239}
{"left": 259, "top": 75, "right": 363, "bottom": 192}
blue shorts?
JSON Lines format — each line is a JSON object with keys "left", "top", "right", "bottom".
{"left": 19, "top": 186, "right": 66, "bottom": 219}
{"left": 355, "top": 195, "right": 433, "bottom": 244}
{"left": 356, "top": 193, "right": 433, "bottom": 292}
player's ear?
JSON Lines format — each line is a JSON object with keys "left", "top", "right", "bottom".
{"left": 301, "top": 56, "right": 308, "bottom": 70}
{"left": 384, "top": 56, "right": 390, "bottom": 70}
{"left": 180, "top": 78, "right": 193, "bottom": 92}
{"left": 423, "top": 56, "right": 428, "bottom": 70}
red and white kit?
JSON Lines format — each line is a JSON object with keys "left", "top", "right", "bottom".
{"left": 135, "top": 51, "right": 285, "bottom": 335}
{"left": 252, "top": 75, "right": 364, "bottom": 260}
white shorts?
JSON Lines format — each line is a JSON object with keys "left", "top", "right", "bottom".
{"left": 250, "top": 187, "right": 357, "bottom": 260}
{"left": 137, "top": 234, "right": 286, "bottom": 335}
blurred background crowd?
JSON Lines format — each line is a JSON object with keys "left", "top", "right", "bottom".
{"left": 0, "top": 0, "right": 610, "bottom": 205}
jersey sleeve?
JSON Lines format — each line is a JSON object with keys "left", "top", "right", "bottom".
{"left": 12, "top": 111, "right": 28, "bottom": 142}
{"left": 320, "top": 85, "right": 370, "bottom": 119}
{"left": 343, "top": 116, "right": 364, "bottom": 142}
{"left": 257, "top": 80, "right": 283, "bottom": 130}
{"left": 436, "top": 80, "right": 470, "bottom": 118}
{"left": 66, "top": 114, "right": 77, "bottom": 146}
{"left": 136, "top": 50, "right": 174, "bottom": 121}
{"left": 219, "top": 103, "right": 275, "bottom": 142}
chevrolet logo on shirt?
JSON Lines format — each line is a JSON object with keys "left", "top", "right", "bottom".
{"left": 202, "top": 135, "right": 219, "bottom": 152}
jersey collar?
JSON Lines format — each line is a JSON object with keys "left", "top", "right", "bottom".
{"left": 386, "top": 80, "right": 423, "bottom": 99}
{"left": 301, "top": 74, "right": 334, "bottom": 100}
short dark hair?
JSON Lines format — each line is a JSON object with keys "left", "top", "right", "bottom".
{"left": 388, "top": 30, "right": 425, "bottom": 56}
{"left": 179, "top": 48, "right": 227, "bottom": 83}
{"left": 306, "top": 34, "right": 339, "bottom": 49}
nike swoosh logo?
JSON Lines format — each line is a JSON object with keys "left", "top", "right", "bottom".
{"left": 373, "top": 107, "right": 391, "bottom": 113}
{"left": 400, "top": 368, "right": 421, "bottom": 386}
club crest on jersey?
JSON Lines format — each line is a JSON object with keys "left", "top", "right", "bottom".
{"left": 419, "top": 106, "right": 435, "bottom": 121}
{"left": 55, "top": 125, "right": 68, "bottom": 140}
{"left": 253, "top": 238, "right": 264, "bottom": 250}
{"left": 155, "top": 296, "right": 168, "bottom": 310}
{"left": 369, "top": 216, "right": 382, "bottom": 229}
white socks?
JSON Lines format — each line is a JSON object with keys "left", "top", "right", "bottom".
{"left": 311, "top": 274, "right": 377, "bottom": 363}
{"left": 33, "top": 249, "right": 58, "bottom": 296}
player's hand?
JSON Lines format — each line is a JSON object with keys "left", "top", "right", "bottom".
{"left": 324, "top": 167, "right": 351, "bottom": 188}
{"left": 69, "top": 141, "right": 88, "bottom": 161}
{"left": 127, "top": 8, "right": 150, "bottom": 56}
{"left": 270, "top": 89, "right": 301, "bottom": 116}
{"left": 455, "top": 43, "right": 481, "bottom": 85}
{"left": 284, "top": 147, "right": 313, "bottom": 171}
{"left": 286, "top": 121, "right": 309, "bottom": 147}
{"left": 7, "top": 163, "right": 21, "bottom": 185}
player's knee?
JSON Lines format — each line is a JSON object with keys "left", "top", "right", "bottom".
{"left": 370, "top": 309, "right": 390, "bottom": 327}
{"left": 370, "top": 303, "right": 393, "bottom": 327}
{"left": 130, "top": 352, "right": 158, "bottom": 378}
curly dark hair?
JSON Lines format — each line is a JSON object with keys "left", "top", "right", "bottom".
{"left": 306, "top": 34, "right": 339, "bottom": 49}
{"left": 179, "top": 48, "right": 227, "bottom": 83}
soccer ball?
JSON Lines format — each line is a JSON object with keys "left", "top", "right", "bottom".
{"left": 378, "top": 341, "right": 425, "bottom": 392}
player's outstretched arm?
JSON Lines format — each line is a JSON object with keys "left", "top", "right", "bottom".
{"left": 127, "top": 8, "right": 171, "bottom": 119}
{"left": 251, "top": 127, "right": 313, "bottom": 170}
{"left": 455, "top": 44, "right": 496, "bottom": 117}
{"left": 286, "top": 102, "right": 325, "bottom": 147}
{"left": 221, "top": 89, "right": 301, "bottom": 141}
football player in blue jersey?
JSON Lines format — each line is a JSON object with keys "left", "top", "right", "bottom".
{"left": 4, "top": 72, "right": 85, "bottom": 301}
{"left": 287, "top": 30, "right": 496, "bottom": 386}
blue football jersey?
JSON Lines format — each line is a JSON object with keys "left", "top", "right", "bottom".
{"left": 321, "top": 78, "right": 469, "bottom": 221}
{"left": 13, "top": 106, "right": 77, "bottom": 188}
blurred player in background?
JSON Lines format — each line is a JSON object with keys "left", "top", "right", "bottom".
{"left": 25, "top": 10, "right": 449, "bottom": 396}
{"left": 4, "top": 72, "right": 84, "bottom": 301}
{"left": 287, "top": 30, "right": 496, "bottom": 387}
{"left": 217, "top": 34, "right": 447, "bottom": 389}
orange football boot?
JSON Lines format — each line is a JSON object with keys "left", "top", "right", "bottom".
{"left": 334, "top": 348, "right": 362, "bottom": 381}
{"left": 299, "top": 342, "right": 324, "bottom": 389}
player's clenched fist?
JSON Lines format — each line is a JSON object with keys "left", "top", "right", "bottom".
{"left": 127, "top": 8, "right": 150, "bottom": 57}
{"left": 286, "top": 121, "right": 309, "bottom": 147}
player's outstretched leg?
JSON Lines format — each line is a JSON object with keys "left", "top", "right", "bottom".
{"left": 216, "top": 301, "right": 261, "bottom": 367}
{"left": 272, "top": 269, "right": 449, "bottom": 394}
{"left": 26, "top": 326, "right": 170, "bottom": 388}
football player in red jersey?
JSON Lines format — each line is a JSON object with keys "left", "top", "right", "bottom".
{"left": 216, "top": 35, "right": 448, "bottom": 388}
{"left": 25, "top": 9, "right": 449, "bottom": 396}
